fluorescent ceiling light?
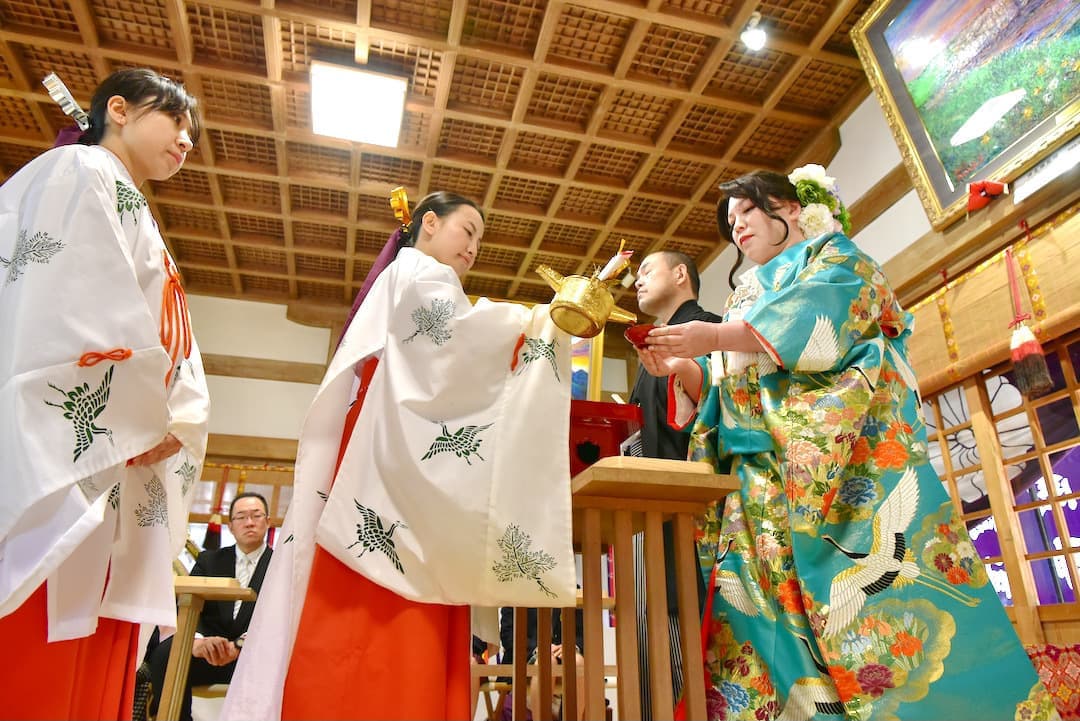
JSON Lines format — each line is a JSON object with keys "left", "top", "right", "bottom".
{"left": 741, "top": 12, "right": 767, "bottom": 51}
{"left": 950, "top": 89, "right": 1026, "bottom": 147}
{"left": 310, "top": 61, "right": 407, "bottom": 147}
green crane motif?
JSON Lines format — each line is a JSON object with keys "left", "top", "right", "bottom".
{"left": 421, "top": 422, "right": 493, "bottom": 465}
{"left": 520, "top": 337, "right": 560, "bottom": 381}
{"left": 44, "top": 365, "right": 116, "bottom": 462}
{"left": 347, "top": 500, "right": 408, "bottom": 574}
{"left": 176, "top": 459, "right": 197, "bottom": 496}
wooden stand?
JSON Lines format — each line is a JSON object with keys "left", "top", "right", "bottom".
{"left": 491, "top": 456, "right": 738, "bottom": 721}
{"left": 156, "top": 577, "right": 256, "bottom": 721}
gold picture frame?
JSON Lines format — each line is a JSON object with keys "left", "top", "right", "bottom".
{"left": 851, "top": 0, "right": 1079, "bottom": 230}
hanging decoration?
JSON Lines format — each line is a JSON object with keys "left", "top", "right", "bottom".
{"left": 966, "top": 179, "right": 1008, "bottom": 216}
{"left": 1004, "top": 227, "right": 1052, "bottom": 399}
{"left": 203, "top": 466, "right": 229, "bottom": 550}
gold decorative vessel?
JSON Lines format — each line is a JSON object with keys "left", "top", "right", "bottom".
{"left": 536, "top": 265, "right": 637, "bottom": 338}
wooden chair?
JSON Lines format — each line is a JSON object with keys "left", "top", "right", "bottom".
{"left": 154, "top": 577, "right": 256, "bottom": 721}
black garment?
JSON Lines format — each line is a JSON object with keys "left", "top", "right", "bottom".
{"left": 628, "top": 298, "right": 721, "bottom": 613}
{"left": 629, "top": 299, "right": 723, "bottom": 461}
{"left": 147, "top": 544, "right": 272, "bottom": 721}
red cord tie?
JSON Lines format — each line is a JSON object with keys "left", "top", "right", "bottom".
{"left": 78, "top": 348, "right": 133, "bottom": 366}
{"left": 1005, "top": 247, "right": 1030, "bottom": 329}
{"left": 160, "top": 251, "right": 193, "bottom": 386}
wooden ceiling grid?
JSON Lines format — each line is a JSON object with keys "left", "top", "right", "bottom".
{"left": 0, "top": 0, "right": 873, "bottom": 314}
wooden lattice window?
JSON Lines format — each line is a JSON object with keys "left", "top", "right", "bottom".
{"left": 921, "top": 328, "right": 1080, "bottom": 640}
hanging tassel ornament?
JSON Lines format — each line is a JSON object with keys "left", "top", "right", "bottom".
{"left": 203, "top": 466, "right": 229, "bottom": 550}
{"left": 1005, "top": 245, "right": 1052, "bottom": 399}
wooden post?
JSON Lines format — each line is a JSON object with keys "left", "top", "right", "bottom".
{"left": 965, "top": 378, "right": 1044, "bottom": 644}
{"left": 613, "top": 509, "right": 641, "bottom": 721}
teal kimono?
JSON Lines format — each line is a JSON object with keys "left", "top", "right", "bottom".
{"left": 687, "top": 233, "right": 1056, "bottom": 720}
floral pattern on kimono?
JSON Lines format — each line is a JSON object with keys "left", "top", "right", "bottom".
{"left": 689, "top": 232, "right": 1057, "bottom": 720}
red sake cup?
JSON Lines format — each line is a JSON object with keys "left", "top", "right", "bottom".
{"left": 624, "top": 323, "right": 656, "bottom": 349}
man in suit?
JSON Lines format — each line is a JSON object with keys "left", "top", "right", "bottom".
{"left": 147, "top": 492, "right": 272, "bottom": 721}
{"left": 629, "top": 251, "right": 722, "bottom": 718}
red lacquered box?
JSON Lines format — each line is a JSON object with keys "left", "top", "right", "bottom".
{"left": 569, "top": 400, "right": 643, "bottom": 478}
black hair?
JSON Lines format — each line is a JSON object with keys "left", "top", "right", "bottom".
{"left": 715, "top": 170, "right": 799, "bottom": 290}
{"left": 229, "top": 492, "right": 269, "bottom": 519}
{"left": 82, "top": 68, "right": 201, "bottom": 146}
{"left": 655, "top": 250, "right": 702, "bottom": 297}
{"left": 401, "top": 191, "right": 484, "bottom": 247}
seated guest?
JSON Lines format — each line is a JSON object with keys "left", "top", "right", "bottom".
{"left": 147, "top": 493, "right": 272, "bottom": 721}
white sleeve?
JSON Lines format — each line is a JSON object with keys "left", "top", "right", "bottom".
{"left": 0, "top": 152, "right": 170, "bottom": 543}
{"left": 166, "top": 332, "right": 210, "bottom": 462}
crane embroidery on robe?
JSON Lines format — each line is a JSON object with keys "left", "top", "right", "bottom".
{"left": 77, "top": 476, "right": 101, "bottom": 501}
{"left": 492, "top": 523, "right": 557, "bottom": 598}
{"left": 403, "top": 297, "right": 455, "bottom": 345}
{"left": 1, "top": 228, "right": 64, "bottom": 285}
{"left": 776, "top": 677, "right": 844, "bottom": 721}
{"left": 176, "top": 459, "right": 197, "bottom": 496}
{"left": 348, "top": 500, "right": 408, "bottom": 574}
{"left": 421, "top": 421, "right": 493, "bottom": 465}
{"left": 714, "top": 538, "right": 775, "bottom": 620}
{"left": 44, "top": 364, "right": 116, "bottom": 462}
{"left": 135, "top": 475, "right": 168, "bottom": 527}
{"left": 108, "top": 484, "right": 120, "bottom": 510}
{"left": 116, "top": 180, "right": 148, "bottom": 224}
{"left": 795, "top": 315, "right": 841, "bottom": 372}
{"left": 516, "top": 337, "right": 561, "bottom": 381}
{"left": 822, "top": 466, "right": 978, "bottom": 637}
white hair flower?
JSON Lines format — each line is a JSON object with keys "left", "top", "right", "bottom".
{"left": 798, "top": 203, "right": 836, "bottom": 240}
{"left": 788, "top": 164, "right": 836, "bottom": 191}
{"left": 788, "top": 163, "right": 851, "bottom": 235}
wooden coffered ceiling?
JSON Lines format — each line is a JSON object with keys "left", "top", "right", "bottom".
{"left": 0, "top": 0, "right": 874, "bottom": 315}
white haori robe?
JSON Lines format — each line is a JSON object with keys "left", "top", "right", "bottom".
{"left": 221, "top": 247, "right": 573, "bottom": 721}
{"left": 0, "top": 145, "right": 210, "bottom": 641}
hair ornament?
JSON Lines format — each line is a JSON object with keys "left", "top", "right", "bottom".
{"left": 788, "top": 163, "right": 851, "bottom": 238}
{"left": 42, "top": 73, "right": 90, "bottom": 131}
{"left": 390, "top": 186, "right": 412, "bottom": 235}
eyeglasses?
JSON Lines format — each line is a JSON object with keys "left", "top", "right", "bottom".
{"left": 230, "top": 513, "right": 267, "bottom": 523}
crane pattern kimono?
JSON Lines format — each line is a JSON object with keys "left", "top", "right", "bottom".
{"left": 685, "top": 232, "right": 1057, "bottom": 720}
{"left": 0, "top": 145, "right": 209, "bottom": 641}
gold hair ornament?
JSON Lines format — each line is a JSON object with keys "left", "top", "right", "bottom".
{"left": 390, "top": 186, "right": 411, "bottom": 234}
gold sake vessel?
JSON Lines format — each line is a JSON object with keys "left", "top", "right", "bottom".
{"left": 535, "top": 265, "right": 637, "bottom": 338}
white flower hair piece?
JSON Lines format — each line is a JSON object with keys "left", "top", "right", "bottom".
{"left": 788, "top": 163, "right": 851, "bottom": 238}
{"left": 799, "top": 204, "right": 835, "bottom": 240}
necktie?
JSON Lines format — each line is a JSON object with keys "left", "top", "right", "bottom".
{"left": 234, "top": 556, "right": 253, "bottom": 618}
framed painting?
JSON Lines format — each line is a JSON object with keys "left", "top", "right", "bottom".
{"left": 851, "top": 0, "right": 1079, "bottom": 230}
